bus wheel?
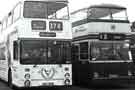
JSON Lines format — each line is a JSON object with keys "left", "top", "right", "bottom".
{"left": 8, "top": 70, "right": 13, "bottom": 88}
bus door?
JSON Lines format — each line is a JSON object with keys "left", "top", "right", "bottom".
{"left": 78, "top": 42, "right": 90, "bottom": 81}
{"left": 72, "top": 44, "right": 79, "bottom": 63}
{"left": 72, "top": 43, "right": 79, "bottom": 83}
{"left": 130, "top": 44, "right": 135, "bottom": 73}
{"left": 130, "top": 45, "right": 135, "bottom": 62}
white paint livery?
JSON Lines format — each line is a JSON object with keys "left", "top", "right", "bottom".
{"left": 0, "top": 0, "right": 72, "bottom": 88}
{"left": 12, "top": 64, "right": 72, "bottom": 87}
{"left": 73, "top": 22, "right": 131, "bottom": 38}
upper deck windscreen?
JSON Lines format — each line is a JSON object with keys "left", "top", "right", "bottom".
{"left": 71, "top": 8, "right": 87, "bottom": 22}
{"left": 87, "top": 4, "right": 128, "bottom": 20}
{"left": 23, "top": 1, "right": 69, "bottom": 19}
{"left": 71, "top": 4, "right": 128, "bottom": 23}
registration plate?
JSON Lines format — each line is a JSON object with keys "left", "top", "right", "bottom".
{"left": 109, "top": 74, "right": 119, "bottom": 78}
{"left": 42, "top": 82, "right": 54, "bottom": 86}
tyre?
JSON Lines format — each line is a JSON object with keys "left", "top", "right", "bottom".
{"left": 8, "top": 70, "right": 13, "bottom": 88}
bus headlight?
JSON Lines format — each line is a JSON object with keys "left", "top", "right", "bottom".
{"left": 128, "top": 70, "right": 132, "bottom": 76}
{"left": 65, "top": 67, "right": 69, "bottom": 71}
{"left": 93, "top": 72, "right": 99, "bottom": 78}
{"left": 24, "top": 74, "right": 30, "bottom": 79}
{"left": 64, "top": 79, "right": 70, "bottom": 85}
{"left": 24, "top": 80, "right": 31, "bottom": 87}
{"left": 65, "top": 73, "right": 70, "bottom": 78}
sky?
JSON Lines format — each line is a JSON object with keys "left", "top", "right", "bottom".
{"left": 0, "top": 0, "right": 135, "bottom": 22}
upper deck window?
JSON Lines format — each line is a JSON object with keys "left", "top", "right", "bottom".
{"left": 88, "top": 6, "right": 128, "bottom": 20}
{"left": 2, "top": 19, "right": 7, "bottom": 29}
{"left": 7, "top": 12, "right": 13, "bottom": 26}
{"left": 13, "top": 3, "right": 21, "bottom": 22}
{"left": 71, "top": 8, "right": 87, "bottom": 22}
{"left": 23, "top": 1, "right": 69, "bottom": 19}
{"left": 23, "top": 1, "right": 47, "bottom": 18}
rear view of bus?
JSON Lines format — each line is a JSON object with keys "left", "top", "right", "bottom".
{"left": 0, "top": 0, "right": 72, "bottom": 88}
{"left": 71, "top": 4, "right": 134, "bottom": 85}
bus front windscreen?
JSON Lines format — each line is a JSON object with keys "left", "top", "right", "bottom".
{"left": 91, "top": 41, "right": 130, "bottom": 61}
{"left": 23, "top": 1, "right": 69, "bottom": 19}
{"left": 20, "top": 40, "right": 71, "bottom": 64}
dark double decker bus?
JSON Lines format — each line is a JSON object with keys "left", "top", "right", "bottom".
{"left": 71, "top": 4, "right": 135, "bottom": 85}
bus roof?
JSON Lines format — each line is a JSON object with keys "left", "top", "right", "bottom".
{"left": 89, "top": 4, "right": 126, "bottom": 10}
{"left": 25, "top": 0, "right": 68, "bottom": 2}
{"left": 71, "top": 4, "right": 126, "bottom": 15}
{"left": 71, "top": 4, "right": 127, "bottom": 19}
{"left": 70, "top": 7, "right": 87, "bottom": 15}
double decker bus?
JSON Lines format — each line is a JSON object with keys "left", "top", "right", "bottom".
{"left": 0, "top": 0, "right": 72, "bottom": 88}
{"left": 71, "top": 4, "right": 135, "bottom": 85}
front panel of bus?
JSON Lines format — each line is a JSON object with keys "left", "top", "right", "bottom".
{"left": 12, "top": 39, "right": 72, "bottom": 87}
{"left": 72, "top": 33, "right": 134, "bottom": 84}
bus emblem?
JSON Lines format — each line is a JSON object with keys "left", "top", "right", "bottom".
{"left": 111, "top": 25, "right": 116, "bottom": 30}
{"left": 41, "top": 68, "right": 55, "bottom": 80}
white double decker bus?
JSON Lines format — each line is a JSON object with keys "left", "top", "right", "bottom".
{"left": 0, "top": 0, "right": 72, "bottom": 88}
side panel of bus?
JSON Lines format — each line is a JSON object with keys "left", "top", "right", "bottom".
{"left": 0, "top": 45, "right": 8, "bottom": 81}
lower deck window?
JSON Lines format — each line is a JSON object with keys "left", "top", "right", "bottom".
{"left": 0, "top": 47, "right": 6, "bottom": 60}
{"left": 91, "top": 41, "right": 130, "bottom": 61}
{"left": 20, "top": 40, "right": 71, "bottom": 64}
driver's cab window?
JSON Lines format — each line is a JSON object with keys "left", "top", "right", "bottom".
{"left": 79, "top": 42, "right": 88, "bottom": 60}
{"left": 13, "top": 41, "right": 18, "bottom": 60}
{"left": 0, "top": 47, "right": 6, "bottom": 60}
{"left": 0, "top": 24, "right": 2, "bottom": 32}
